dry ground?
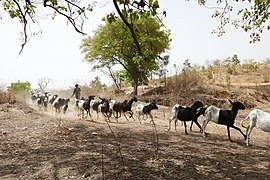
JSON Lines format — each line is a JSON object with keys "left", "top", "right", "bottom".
{"left": 1, "top": 98, "right": 270, "bottom": 180}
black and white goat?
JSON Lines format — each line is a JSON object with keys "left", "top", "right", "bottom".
{"left": 240, "top": 109, "right": 270, "bottom": 146}
{"left": 49, "top": 94, "right": 58, "bottom": 105}
{"left": 110, "top": 96, "right": 138, "bottom": 122}
{"left": 170, "top": 101, "right": 204, "bottom": 135}
{"left": 91, "top": 97, "right": 107, "bottom": 119}
{"left": 98, "top": 98, "right": 112, "bottom": 121}
{"left": 30, "top": 91, "right": 38, "bottom": 104}
{"left": 109, "top": 99, "right": 128, "bottom": 122}
{"left": 122, "top": 96, "right": 138, "bottom": 120}
{"left": 36, "top": 93, "right": 49, "bottom": 111}
{"left": 48, "top": 94, "right": 58, "bottom": 113}
{"left": 135, "top": 100, "right": 158, "bottom": 124}
{"left": 52, "top": 97, "right": 70, "bottom": 114}
{"left": 168, "top": 103, "right": 206, "bottom": 133}
{"left": 77, "top": 95, "right": 95, "bottom": 120}
{"left": 202, "top": 99, "right": 246, "bottom": 141}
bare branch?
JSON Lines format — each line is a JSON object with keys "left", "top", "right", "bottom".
{"left": 44, "top": 2, "right": 87, "bottom": 35}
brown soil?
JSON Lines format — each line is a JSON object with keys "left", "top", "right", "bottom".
{"left": 1, "top": 90, "right": 270, "bottom": 180}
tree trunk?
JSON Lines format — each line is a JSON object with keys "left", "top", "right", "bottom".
{"left": 133, "top": 81, "right": 138, "bottom": 95}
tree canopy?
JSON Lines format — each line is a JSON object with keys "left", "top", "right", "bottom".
{"left": 80, "top": 16, "right": 171, "bottom": 95}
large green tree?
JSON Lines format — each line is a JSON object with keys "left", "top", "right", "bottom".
{"left": 80, "top": 16, "right": 171, "bottom": 95}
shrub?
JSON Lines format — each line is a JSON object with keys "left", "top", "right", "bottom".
{"left": 207, "top": 66, "right": 214, "bottom": 79}
{"left": 243, "top": 59, "right": 258, "bottom": 72}
{"left": 0, "top": 90, "right": 16, "bottom": 104}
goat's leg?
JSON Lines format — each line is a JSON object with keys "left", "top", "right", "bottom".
{"left": 193, "top": 119, "right": 202, "bottom": 132}
{"left": 227, "top": 126, "right": 232, "bottom": 141}
{"left": 168, "top": 116, "right": 175, "bottom": 131}
{"left": 106, "top": 113, "right": 111, "bottom": 122}
{"left": 174, "top": 119, "right": 178, "bottom": 131}
{"left": 117, "top": 111, "right": 121, "bottom": 118}
{"left": 129, "top": 111, "right": 134, "bottom": 119}
{"left": 190, "top": 121, "right": 194, "bottom": 132}
{"left": 137, "top": 114, "right": 143, "bottom": 124}
{"left": 115, "top": 113, "right": 119, "bottom": 123}
{"left": 123, "top": 112, "right": 129, "bottom": 121}
{"left": 149, "top": 114, "right": 154, "bottom": 124}
{"left": 231, "top": 125, "right": 247, "bottom": 140}
{"left": 88, "top": 109, "right": 93, "bottom": 121}
{"left": 202, "top": 119, "right": 209, "bottom": 138}
{"left": 246, "top": 124, "right": 255, "bottom": 146}
{"left": 183, "top": 121, "right": 188, "bottom": 135}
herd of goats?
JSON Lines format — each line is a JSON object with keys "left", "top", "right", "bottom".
{"left": 30, "top": 91, "right": 270, "bottom": 146}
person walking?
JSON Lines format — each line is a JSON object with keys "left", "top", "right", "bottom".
{"left": 72, "top": 84, "right": 81, "bottom": 106}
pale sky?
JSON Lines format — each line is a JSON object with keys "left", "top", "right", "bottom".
{"left": 0, "top": 0, "right": 269, "bottom": 90}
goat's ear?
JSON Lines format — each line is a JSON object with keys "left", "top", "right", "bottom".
{"left": 228, "top": 99, "right": 233, "bottom": 104}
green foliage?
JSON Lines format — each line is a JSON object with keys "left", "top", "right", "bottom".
{"left": 199, "top": 0, "right": 270, "bottom": 43}
{"left": 225, "top": 64, "right": 234, "bottom": 75}
{"left": 182, "top": 59, "right": 192, "bottom": 74}
{"left": 225, "top": 55, "right": 239, "bottom": 75}
{"left": 80, "top": 15, "right": 171, "bottom": 93}
{"left": 206, "top": 66, "right": 214, "bottom": 79}
{"left": 231, "top": 54, "right": 240, "bottom": 65}
{"left": 114, "top": 69, "right": 132, "bottom": 86}
{"left": 9, "top": 81, "right": 31, "bottom": 93}
{"left": 90, "top": 77, "right": 107, "bottom": 90}
{"left": 153, "top": 55, "right": 170, "bottom": 78}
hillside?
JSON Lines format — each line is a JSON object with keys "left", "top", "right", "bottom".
{"left": 138, "top": 62, "right": 270, "bottom": 111}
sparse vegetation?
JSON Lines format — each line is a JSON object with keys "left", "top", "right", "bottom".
{"left": 243, "top": 59, "right": 258, "bottom": 72}
{"left": 0, "top": 90, "right": 16, "bottom": 104}
{"left": 206, "top": 66, "right": 214, "bottom": 80}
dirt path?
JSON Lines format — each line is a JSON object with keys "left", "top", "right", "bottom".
{"left": 1, "top": 101, "right": 270, "bottom": 179}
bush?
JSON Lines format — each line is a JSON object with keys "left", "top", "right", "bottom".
{"left": 206, "top": 66, "right": 214, "bottom": 79}
{"left": 0, "top": 90, "right": 16, "bottom": 104}
{"left": 243, "top": 59, "right": 258, "bottom": 72}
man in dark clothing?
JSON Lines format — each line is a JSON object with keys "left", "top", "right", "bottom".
{"left": 72, "top": 84, "right": 81, "bottom": 106}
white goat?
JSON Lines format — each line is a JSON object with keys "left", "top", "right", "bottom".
{"left": 241, "top": 109, "right": 270, "bottom": 146}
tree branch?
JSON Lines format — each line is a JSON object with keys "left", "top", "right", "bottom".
{"left": 112, "top": 0, "right": 145, "bottom": 61}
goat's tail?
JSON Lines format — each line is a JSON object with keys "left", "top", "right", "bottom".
{"left": 240, "top": 117, "right": 248, "bottom": 129}
{"left": 241, "top": 109, "right": 259, "bottom": 129}
{"left": 240, "top": 112, "right": 254, "bottom": 129}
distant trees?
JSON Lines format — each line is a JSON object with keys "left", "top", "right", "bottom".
{"left": 90, "top": 77, "right": 107, "bottom": 90}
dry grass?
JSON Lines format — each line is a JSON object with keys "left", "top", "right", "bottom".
{"left": 0, "top": 91, "right": 16, "bottom": 104}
